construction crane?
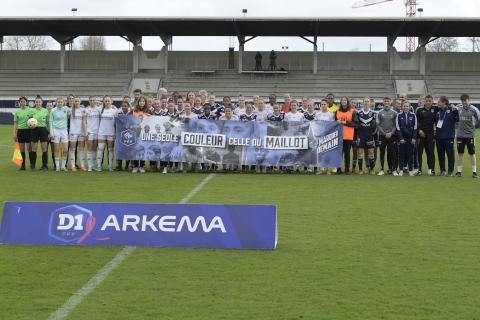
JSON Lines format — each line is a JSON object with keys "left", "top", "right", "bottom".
{"left": 352, "top": 0, "right": 419, "bottom": 52}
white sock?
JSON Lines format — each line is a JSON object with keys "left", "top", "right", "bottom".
{"left": 79, "top": 149, "right": 85, "bottom": 167}
{"left": 108, "top": 149, "right": 114, "bottom": 169}
{"left": 69, "top": 150, "right": 76, "bottom": 168}
{"left": 97, "top": 144, "right": 105, "bottom": 169}
{"left": 458, "top": 165, "right": 462, "bottom": 173}
{"left": 55, "top": 159, "right": 59, "bottom": 169}
{"left": 61, "top": 159, "right": 67, "bottom": 169}
{"left": 87, "top": 151, "right": 93, "bottom": 169}
{"left": 472, "top": 165, "right": 477, "bottom": 173}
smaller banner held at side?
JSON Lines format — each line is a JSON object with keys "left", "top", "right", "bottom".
{"left": 0, "top": 202, "right": 277, "bottom": 250}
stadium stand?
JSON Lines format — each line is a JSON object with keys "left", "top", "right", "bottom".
{"left": 1, "top": 17, "right": 480, "bottom": 102}
{"left": 0, "top": 70, "right": 131, "bottom": 97}
{"left": 160, "top": 70, "right": 395, "bottom": 99}
{"left": 1, "top": 50, "right": 480, "bottom": 103}
{"left": 426, "top": 72, "right": 480, "bottom": 101}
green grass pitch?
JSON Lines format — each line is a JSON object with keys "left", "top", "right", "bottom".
{"left": 0, "top": 124, "right": 479, "bottom": 320}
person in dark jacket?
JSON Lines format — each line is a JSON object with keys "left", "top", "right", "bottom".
{"left": 396, "top": 100, "right": 418, "bottom": 176}
{"left": 416, "top": 95, "right": 437, "bottom": 176}
{"left": 254, "top": 52, "right": 262, "bottom": 71}
{"left": 269, "top": 50, "right": 277, "bottom": 71}
{"left": 435, "top": 96, "right": 458, "bottom": 176}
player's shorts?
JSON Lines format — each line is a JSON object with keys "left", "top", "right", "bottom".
{"left": 17, "top": 129, "right": 31, "bottom": 143}
{"left": 457, "top": 137, "right": 475, "bottom": 155}
{"left": 358, "top": 137, "right": 376, "bottom": 149}
{"left": 51, "top": 129, "right": 68, "bottom": 144}
{"left": 87, "top": 133, "right": 98, "bottom": 141}
{"left": 30, "top": 127, "right": 49, "bottom": 143}
{"left": 98, "top": 135, "right": 115, "bottom": 141}
{"left": 69, "top": 133, "right": 85, "bottom": 142}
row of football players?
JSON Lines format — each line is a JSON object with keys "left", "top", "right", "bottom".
{"left": 119, "top": 90, "right": 479, "bottom": 177}
{"left": 13, "top": 95, "right": 118, "bottom": 172}
{"left": 13, "top": 92, "right": 479, "bottom": 176}
{"left": 13, "top": 93, "right": 335, "bottom": 172}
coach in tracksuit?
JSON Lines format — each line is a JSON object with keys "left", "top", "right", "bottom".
{"left": 396, "top": 100, "right": 418, "bottom": 176}
{"left": 416, "top": 95, "right": 437, "bottom": 176}
{"left": 376, "top": 97, "right": 397, "bottom": 175}
{"left": 435, "top": 96, "right": 458, "bottom": 176}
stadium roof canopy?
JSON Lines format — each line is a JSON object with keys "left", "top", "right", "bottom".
{"left": 1, "top": 17, "right": 476, "bottom": 74}
{"left": 0, "top": 17, "right": 480, "bottom": 41}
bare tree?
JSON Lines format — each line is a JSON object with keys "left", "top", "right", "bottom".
{"left": 427, "top": 37, "right": 459, "bottom": 52}
{"left": 4, "top": 36, "right": 51, "bottom": 50}
{"left": 467, "top": 37, "right": 480, "bottom": 52}
{"left": 78, "top": 36, "right": 106, "bottom": 50}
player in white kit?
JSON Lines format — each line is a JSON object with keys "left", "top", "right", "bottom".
{"left": 254, "top": 99, "right": 269, "bottom": 122}
{"left": 97, "top": 95, "right": 117, "bottom": 171}
{"left": 315, "top": 99, "right": 335, "bottom": 121}
{"left": 83, "top": 96, "right": 101, "bottom": 171}
{"left": 284, "top": 100, "right": 304, "bottom": 122}
{"left": 68, "top": 97, "right": 86, "bottom": 171}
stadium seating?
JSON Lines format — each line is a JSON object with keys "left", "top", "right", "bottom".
{"left": 426, "top": 71, "right": 480, "bottom": 101}
{"left": 0, "top": 70, "right": 131, "bottom": 98}
{"left": 1, "top": 51, "right": 480, "bottom": 102}
{"left": 159, "top": 70, "right": 396, "bottom": 100}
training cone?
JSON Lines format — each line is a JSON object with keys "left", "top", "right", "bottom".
{"left": 12, "top": 143, "right": 23, "bottom": 167}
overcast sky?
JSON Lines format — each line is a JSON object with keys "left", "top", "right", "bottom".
{"left": 2, "top": 0, "right": 479, "bottom": 51}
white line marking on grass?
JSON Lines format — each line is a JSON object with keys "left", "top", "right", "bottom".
{"left": 178, "top": 172, "right": 215, "bottom": 204}
{"left": 47, "top": 173, "right": 216, "bottom": 320}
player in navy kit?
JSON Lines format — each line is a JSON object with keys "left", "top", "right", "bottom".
{"left": 240, "top": 103, "right": 257, "bottom": 122}
{"left": 267, "top": 104, "right": 285, "bottom": 122}
{"left": 370, "top": 97, "right": 381, "bottom": 171}
{"left": 198, "top": 104, "right": 216, "bottom": 120}
{"left": 151, "top": 99, "right": 167, "bottom": 116}
{"left": 192, "top": 96, "right": 204, "bottom": 115}
{"left": 303, "top": 99, "right": 317, "bottom": 121}
{"left": 165, "top": 102, "right": 178, "bottom": 121}
{"left": 355, "top": 97, "right": 377, "bottom": 174}
{"left": 239, "top": 103, "right": 257, "bottom": 172}
{"left": 266, "top": 104, "right": 284, "bottom": 173}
